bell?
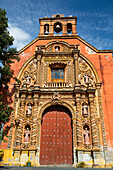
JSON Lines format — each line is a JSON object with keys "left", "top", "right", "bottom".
{"left": 67, "top": 28, "right": 72, "bottom": 33}
{"left": 55, "top": 24, "right": 61, "bottom": 33}
{"left": 67, "top": 23, "right": 72, "bottom": 33}
{"left": 44, "top": 25, "right": 49, "bottom": 35}
{"left": 45, "top": 30, "right": 49, "bottom": 35}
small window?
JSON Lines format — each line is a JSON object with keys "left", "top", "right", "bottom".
{"left": 51, "top": 69, "right": 64, "bottom": 79}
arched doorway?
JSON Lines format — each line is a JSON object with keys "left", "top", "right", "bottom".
{"left": 40, "top": 105, "right": 73, "bottom": 165}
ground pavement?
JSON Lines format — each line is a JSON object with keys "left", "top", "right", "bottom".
{"left": 0, "top": 166, "right": 112, "bottom": 170}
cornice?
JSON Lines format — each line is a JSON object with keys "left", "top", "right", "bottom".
{"left": 17, "top": 35, "right": 113, "bottom": 55}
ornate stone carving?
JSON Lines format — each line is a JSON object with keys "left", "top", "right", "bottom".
{"left": 89, "top": 97, "right": 99, "bottom": 148}
{"left": 21, "top": 59, "right": 37, "bottom": 87}
{"left": 84, "top": 144, "right": 92, "bottom": 150}
{"left": 76, "top": 98, "right": 83, "bottom": 147}
{"left": 21, "top": 143, "right": 30, "bottom": 149}
{"left": 51, "top": 92, "right": 62, "bottom": 105}
{"left": 24, "top": 126, "right": 30, "bottom": 142}
{"left": 78, "top": 58, "right": 95, "bottom": 87}
{"left": 83, "top": 126, "right": 90, "bottom": 144}
{"left": 26, "top": 103, "right": 32, "bottom": 118}
{"left": 96, "top": 85, "right": 108, "bottom": 150}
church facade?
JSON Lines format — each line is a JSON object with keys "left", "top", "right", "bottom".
{"left": 1, "top": 14, "right": 113, "bottom": 167}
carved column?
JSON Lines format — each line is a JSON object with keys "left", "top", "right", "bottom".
{"left": 14, "top": 93, "right": 25, "bottom": 148}
{"left": 73, "top": 51, "right": 79, "bottom": 85}
{"left": 35, "top": 118, "right": 41, "bottom": 166}
{"left": 36, "top": 118, "right": 42, "bottom": 147}
{"left": 7, "top": 84, "right": 20, "bottom": 149}
{"left": 36, "top": 52, "right": 42, "bottom": 85}
{"left": 76, "top": 97, "right": 83, "bottom": 148}
{"left": 73, "top": 118, "right": 77, "bottom": 148}
{"left": 95, "top": 83, "right": 109, "bottom": 165}
{"left": 89, "top": 96, "right": 99, "bottom": 148}
{"left": 72, "top": 118, "right": 77, "bottom": 164}
{"left": 31, "top": 92, "right": 39, "bottom": 147}
{"left": 96, "top": 84, "right": 107, "bottom": 149}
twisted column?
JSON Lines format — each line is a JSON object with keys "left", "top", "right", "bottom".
{"left": 31, "top": 93, "right": 39, "bottom": 147}
{"left": 15, "top": 96, "right": 25, "bottom": 147}
{"left": 76, "top": 98, "right": 83, "bottom": 147}
{"left": 72, "top": 118, "right": 77, "bottom": 148}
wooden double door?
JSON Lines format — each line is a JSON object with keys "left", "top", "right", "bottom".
{"left": 40, "top": 105, "right": 73, "bottom": 165}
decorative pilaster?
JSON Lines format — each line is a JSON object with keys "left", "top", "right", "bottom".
{"left": 89, "top": 98, "right": 98, "bottom": 148}
{"left": 7, "top": 84, "right": 20, "bottom": 149}
{"left": 36, "top": 118, "right": 42, "bottom": 147}
{"left": 76, "top": 98, "right": 83, "bottom": 148}
{"left": 96, "top": 84, "right": 108, "bottom": 152}
{"left": 35, "top": 50, "right": 43, "bottom": 85}
{"left": 72, "top": 118, "right": 77, "bottom": 165}
{"left": 72, "top": 118, "right": 77, "bottom": 148}
{"left": 73, "top": 50, "right": 79, "bottom": 85}
{"left": 31, "top": 93, "right": 39, "bottom": 147}
{"left": 14, "top": 93, "right": 25, "bottom": 148}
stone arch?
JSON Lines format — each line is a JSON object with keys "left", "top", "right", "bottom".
{"left": 45, "top": 40, "right": 71, "bottom": 48}
{"left": 39, "top": 100, "right": 75, "bottom": 119}
{"left": 17, "top": 55, "right": 35, "bottom": 80}
{"left": 40, "top": 103, "right": 74, "bottom": 165}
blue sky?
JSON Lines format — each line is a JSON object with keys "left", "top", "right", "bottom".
{"left": 1, "top": 0, "right": 113, "bottom": 50}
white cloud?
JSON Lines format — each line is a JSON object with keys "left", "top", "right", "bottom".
{"left": 8, "top": 23, "right": 31, "bottom": 51}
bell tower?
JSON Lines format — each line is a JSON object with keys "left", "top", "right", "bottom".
{"left": 39, "top": 13, "right": 77, "bottom": 36}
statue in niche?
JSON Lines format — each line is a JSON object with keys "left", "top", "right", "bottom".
{"left": 24, "top": 127, "right": 30, "bottom": 142}
{"left": 26, "top": 75, "right": 31, "bottom": 85}
{"left": 26, "top": 104, "right": 32, "bottom": 118}
{"left": 83, "top": 126, "right": 90, "bottom": 144}
{"left": 84, "top": 74, "right": 89, "bottom": 83}
{"left": 82, "top": 104, "right": 88, "bottom": 118}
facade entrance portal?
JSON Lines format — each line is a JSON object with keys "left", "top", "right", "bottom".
{"left": 40, "top": 105, "right": 73, "bottom": 165}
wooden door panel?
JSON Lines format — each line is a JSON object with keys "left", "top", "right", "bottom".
{"left": 40, "top": 106, "right": 73, "bottom": 165}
